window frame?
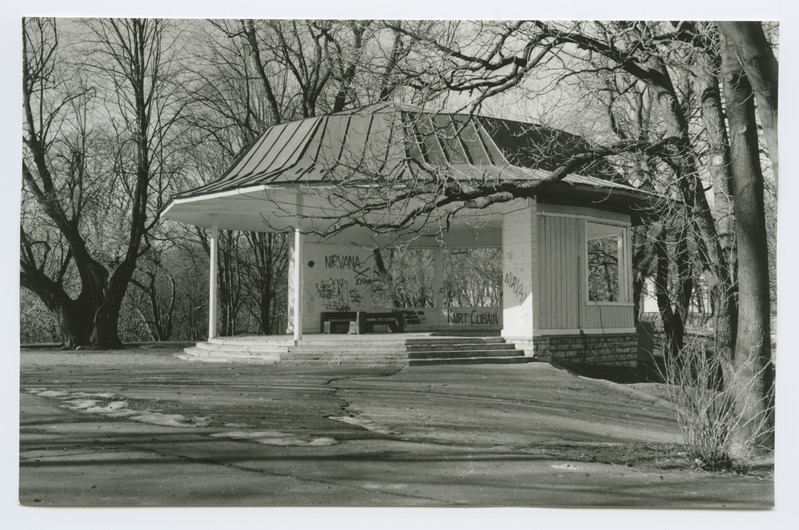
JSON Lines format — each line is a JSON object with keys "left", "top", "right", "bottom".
{"left": 584, "top": 221, "right": 631, "bottom": 306}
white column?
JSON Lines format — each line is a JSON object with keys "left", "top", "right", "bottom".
{"left": 208, "top": 219, "right": 219, "bottom": 339}
{"left": 433, "top": 248, "right": 445, "bottom": 308}
{"left": 293, "top": 227, "right": 304, "bottom": 342}
{"left": 501, "top": 199, "right": 537, "bottom": 341}
{"left": 286, "top": 233, "right": 296, "bottom": 334}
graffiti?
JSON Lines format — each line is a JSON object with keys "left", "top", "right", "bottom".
{"left": 400, "top": 310, "right": 427, "bottom": 326}
{"left": 503, "top": 272, "right": 527, "bottom": 303}
{"left": 315, "top": 277, "right": 365, "bottom": 311}
{"left": 354, "top": 267, "right": 374, "bottom": 285}
{"left": 324, "top": 255, "right": 364, "bottom": 269}
{"left": 446, "top": 309, "right": 500, "bottom": 326}
{"left": 315, "top": 278, "right": 350, "bottom": 310}
{"left": 349, "top": 290, "right": 363, "bottom": 305}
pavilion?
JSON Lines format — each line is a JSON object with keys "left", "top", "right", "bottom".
{"left": 161, "top": 103, "right": 656, "bottom": 366}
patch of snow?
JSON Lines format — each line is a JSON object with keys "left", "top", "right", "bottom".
{"left": 210, "top": 430, "right": 337, "bottom": 447}
{"left": 328, "top": 415, "right": 393, "bottom": 435}
{"left": 35, "top": 390, "right": 69, "bottom": 398}
{"left": 130, "top": 412, "right": 209, "bottom": 428}
{"left": 552, "top": 463, "right": 581, "bottom": 471}
{"left": 63, "top": 399, "right": 98, "bottom": 410}
{"left": 307, "top": 437, "right": 337, "bottom": 446}
{"left": 23, "top": 387, "right": 209, "bottom": 428}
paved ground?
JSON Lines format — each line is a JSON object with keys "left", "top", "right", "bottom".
{"left": 19, "top": 346, "right": 773, "bottom": 507}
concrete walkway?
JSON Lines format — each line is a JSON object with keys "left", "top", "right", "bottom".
{"left": 19, "top": 347, "right": 772, "bottom": 507}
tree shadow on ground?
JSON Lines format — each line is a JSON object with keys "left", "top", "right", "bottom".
{"left": 556, "top": 359, "right": 665, "bottom": 384}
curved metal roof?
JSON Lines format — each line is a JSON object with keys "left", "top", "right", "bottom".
{"left": 161, "top": 104, "right": 657, "bottom": 238}
{"left": 174, "top": 102, "right": 642, "bottom": 200}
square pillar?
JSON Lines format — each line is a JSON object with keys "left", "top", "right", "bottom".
{"left": 292, "top": 228, "right": 304, "bottom": 342}
{"left": 501, "top": 199, "right": 538, "bottom": 342}
{"left": 208, "top": 219, "right": 219, "bottom": 339}
{"left": 433, "top": 248, "right": 445, "bottom": 308}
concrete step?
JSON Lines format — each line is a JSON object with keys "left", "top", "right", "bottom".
{"left": 196, "top": 341, "right": 289, "bottom": 353}
{"left": 288, "top": 348, "right": 408, "bottom": 356}
{"left": 189, "top": 346, "right": 281, "bottom": 358}
{"left": 282, "top": 352, "right": 407, "bottom": 360}
{"left": 292, "top": 340, "right": 408, "bottom": 348}
{"left": 181, "top": 347, "right": 280, "bottom": 364}
{"left": 179, "top": 336, "right": 530, "bottom": 368}
{"left": 406, "top": 343, "right": 517, "bottom": 353}
{"left": 405, "top": 337, "right": 507, "bottom": 346}
{"left": 208, "top": 337, "right": 293, "bottom": 346}
{"left": 407, "top": 349, "right": 524, "bottom": 360}
{"left": 408, "top": 356, "right": 535, "bottom": 366}
{"left": 280, "top": 352, "right": 407, "bottom": 366}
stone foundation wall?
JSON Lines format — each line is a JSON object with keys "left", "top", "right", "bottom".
{"left": 529, "top": 333, "right": 638, "bottom": 367}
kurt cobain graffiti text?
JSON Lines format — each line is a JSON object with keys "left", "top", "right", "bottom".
{"left": 446, "top": 310, "right": 499, "bottom": 326}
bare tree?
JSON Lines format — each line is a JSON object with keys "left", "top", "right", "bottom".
{"left": 21, "top": 18, "right": 185, "bottom": 348}
{"left": 719, "top": 29, "right": 775, "bottom": 453}
{"left": 129, "top": 252, "right": 176, "bottom": 341}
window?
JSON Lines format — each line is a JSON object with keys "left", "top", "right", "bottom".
{"left": 586, "top": 222, "right": 625, "bottom": 303}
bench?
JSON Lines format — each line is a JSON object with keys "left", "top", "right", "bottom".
{"left": 319, "top": 311, "right": 405, "bottom": 334}
{"left": 320, "top": 311, "right": 357, "bottom": 334}
{"left": 356, "top": 311, "right": 405, "bottom": 334}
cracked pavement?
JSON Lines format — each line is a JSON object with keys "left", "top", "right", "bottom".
{"left": 19, "top": 346, "right": 773, "bottom": 507}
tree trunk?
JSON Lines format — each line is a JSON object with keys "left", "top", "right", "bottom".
{"left": 654, "top": 229, "right": 683, "bottom": 360}
{"left": 21, "top": 237, "right": 110, "bottom": 349}
{"left": 694, "top": 59, "right": 738, "bottom": 372}
{"left": 717, "top": 22, "right": 778, "bottom": 191}
{"left": 721, "top": 33, "right": 775, "bottom": 457}
{"left": 47, "top": 295, "right": 95, "bottom": 349}
{"left": 89, "top": 266, "right": 133, "bottom": 349}
{"left": 90, "top": 297, "right": 124, "bottom": 349}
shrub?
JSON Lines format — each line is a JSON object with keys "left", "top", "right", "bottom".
{"left": 660, "top": 338, "right": 774, "bottom": 471}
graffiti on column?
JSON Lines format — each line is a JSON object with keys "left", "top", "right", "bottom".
{"left": 503, "top": 272, "right": 527, "bottom": 304}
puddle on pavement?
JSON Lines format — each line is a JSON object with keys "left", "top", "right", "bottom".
{"left": 25, "top": 388, "right": 210, "bottom": 428}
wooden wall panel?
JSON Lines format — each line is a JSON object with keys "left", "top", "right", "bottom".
{"left": 538, "top": 215, "right": 581, "bottom": 330}
{"left": 536, "top": 212, "right": 634, "bottom": 332}
{"left": 583, "top": 304, "right": 635, "bottom": 329}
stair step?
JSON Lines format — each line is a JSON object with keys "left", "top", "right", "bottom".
{"left": 208, "top": 337, "right": 293, "bottom": 345}
{"left": 180, "top": 335, "right": 529, "bottom": 368}
{"left": 181, "top": 347, "right": 280, "bottom": 363}
{"left": 196, "top": 342, "right": 289, "bottom": 353}
{"left": 405, "top": 337, "right": 507, "bottom": 345}
{"left": 406, "top": 343, "right": 517, "bottom": 352}
{"left": 292, "top": 345, "right": 404, "bottom": 351}
{"left": 408, "top": 356, "right": 534, "bottom": 366}
{"left": 292, "top": 341, "right": 408, "bottom": 348}
{"left": 408, "top": 349, "right": 523, "bottom": 360}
